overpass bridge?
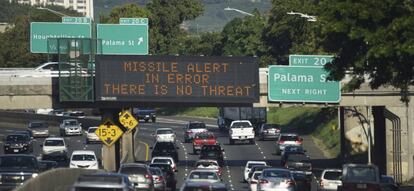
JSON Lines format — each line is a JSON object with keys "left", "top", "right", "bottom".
{"left": 0, "top": 72, "right": 414, "bottom": 183}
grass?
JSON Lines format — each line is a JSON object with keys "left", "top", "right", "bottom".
{"left": 158, "top": 107, "right": 218, "bottom": 118}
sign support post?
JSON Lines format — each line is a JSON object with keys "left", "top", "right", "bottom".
{"left": 100, "top": 109, "right": 123, "bottom": 171}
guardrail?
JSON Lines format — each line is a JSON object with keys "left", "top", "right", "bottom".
{"left": 13, "top": 168, "right": 105, "bottom": 191}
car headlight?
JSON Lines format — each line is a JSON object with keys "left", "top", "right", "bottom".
{"left": 32, "top": 173, "right": 38, "bottom": 178}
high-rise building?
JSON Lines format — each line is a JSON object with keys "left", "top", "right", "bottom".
{"left": 9, "top": 0, "right": 94, "bottom": 19}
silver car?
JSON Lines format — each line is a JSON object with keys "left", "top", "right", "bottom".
{"left": 149, "top": 167, "right": 166, "bottom": 191}
{"left": 257, "top": 124, "right": 280, "bottom": 141}
{"left": 118, "top": 163, "right": 154, "bottom": 191}
{"left": 275, "top": 133, "right": 303, "bottom": 155}
{"left": 318, "top": 169, "right": 342, "bottom": 191}
{"left": 60, "top": 119, "right": 82, "bottom": 136}
{"left": 28, "top": 121, "right": 49, "bottom": 138}
{"left": 257, "top": 168, "right": 296, "bottom": 191}
{"left": 70, "top": 173, "right": 135, "bottom": 191}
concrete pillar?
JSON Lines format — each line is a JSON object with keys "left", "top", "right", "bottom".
{"left": 100, "top": 109, "right": 122, "bottom": 172}
{"left": 121, "top": 131, "right": 135, "bottom": 163}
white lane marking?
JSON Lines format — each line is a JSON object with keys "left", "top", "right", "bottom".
{"left": 77, "top": 140, "right": 81, "bottom": 143}
{"left": 5, "top": 130, "right": 13, "bottom": 132}
{"left": 255, "top": 142, "right": 267, "bottom": 160}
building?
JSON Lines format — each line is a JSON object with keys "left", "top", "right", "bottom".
{"left": 9, "top": 0, "right": 94, "bottom": 19}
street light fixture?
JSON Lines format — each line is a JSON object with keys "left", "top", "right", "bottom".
{"left": 224, "top": 6, "right": 254, "bottom": 16}
{"left": 37, "top": 7, "right": 69, "bottom": 17}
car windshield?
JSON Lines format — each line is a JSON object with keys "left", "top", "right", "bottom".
{"left": 6, "top": 135, "right": 29, "bottom": 142}
{"left": 153, "top": 158, "right": 172, "bottom": 164}
{"left": 346, "top": 167, "right": 377, "bottom": 182}
{"left": 157, "top": 129, "right": 173, "bottom": 134}
{"left": 195, "top": 133, "right": 214, "bottom": 139}
{"left": 263, "top": 170, "right": 290, "bottom": 178}
{"left": 0, "top": 156, "right": 37, "bottom": 170}
{"left": 72, "top": 154, "right": 95, "bottom": 161}
{"left": 287, "top": 154, "right": 309, "bottom": 162}
{"left": 232, "top": 122, "right": 251, "bottom": 128}
{"left": 280, "top": 135, "right": 299, "bottom": 141}
{"left": 30, "top": 122, "right": 45, "bottom": 128}
{"left": 324, "top": 171, "right": 342, "bottom": 180}
{"left": 263, "top": 124, "right": 278, "bottom": 129}
{"left": 88, "top": 128, "right": 98, "bottom": 133}
{"left": 189, "top": 123, "right": 206, "bottom": 129}
{"left": 119, "top": 166, "right": 146, "bottom": 174}
{"left": 196, "top": 161, "right": 218, "bottom": 168}
{"left": 189, "top": 171, "right": 219, "bottom": 180}
{"left": 149, "top": 164, "right": 172, "bottom": 173}
{"left": 154, "top": 142, "right": 175, "bottom": 151}
{"left": 149, "top": 168, "right": 163, "bottom": 176}
{"left": 65, "top": 120, "right": 78, "bottom": 126}
{"left": 253, "top": 172, "right": 262, "bottom": 180}
{"left": 44, "top": 140, "right": 64, "bottom": 146}
{"left": 285, "top": 146, "right": 304, "bottom": 152}
{"left": 248, "top": 163, "right": 265, "bottom": 169}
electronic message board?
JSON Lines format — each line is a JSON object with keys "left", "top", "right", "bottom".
{"left": 95, "top": 55, "right": 259, "bottom": 104}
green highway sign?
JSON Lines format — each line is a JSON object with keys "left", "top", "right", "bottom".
{"left": 289, "top": 55, "right": 334, "bottom": 67}
{"left": 30, "top": 22, "right": 92, "bottom": 53}
{"left": 97, "top": 24, "right": 148, "bottom": 55}
{"left": 119, "top": 18, "right": 148, "bottom": 25}
{"left": 62, "top": 17, "right": 91, "bottom": 24}
{"left": 268, "top": 65, "right": 341, "bottom": 103}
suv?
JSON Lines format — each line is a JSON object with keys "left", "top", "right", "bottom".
{"left": 0, "top": 155, "right": 41, "bottom": 190}
{"left": 275, "top": 133, "right": 303, "bottom": 155}
{"left": 118, "top": 163, "right": 154, "bottom": 191}
{"left": 192, "top": 132, "right": 217, "bottom": 154}
{"left": 41, "top": 137, "right": 68, "bottom": 161}
{"left": 4, "top": 133, "right": 33, "bottom": 154}
{"left": 319, "top": 169, "right": 342, "bottom": 191}
{"left": 27, "top": 121, "right": 49, "bottom": 138}
{"left": 150, "top": 163, "right": 177, "bottom": 191}
{"left": 151, "top": 141, "right": 179, "bottom": 162}
{"left": 199, "top": 145, "right": 224, "bottom": 166}
{"left": 228, "top": 120, "right": 255, "bottom": 145}
{"left": 183, "top": 121, "right": 208, "bottom": 143}
{"left": 338, "top": 164, "right": 381, "bottom": 191}
{"left": 257, "top": 123, "right": 280, "bottom": 140}
{"left": 60, "top": 119, "right": 82, "bottom": 136}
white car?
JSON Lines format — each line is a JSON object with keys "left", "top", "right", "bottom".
{"left": 229, "top": 120, "right": 255, "bottom": 145}
{"left": 249, "top": 170, "right": 263, "bottom": 191}
{"left": 41, "top": 137, "right": 68, "bottom": 161}
{"left": 275, "top": 133, "right": 303, "bottom": 155}
{"left": 244, "top": 161, "right": 267, "bottom": 182}
{"left": 70, "top": 150, "right": 99, "bottom": 169}
{"left": 86, "top": 126, "right": 100, "bottom": 144}
{"left": 153, "top": 128, "right": 176, "bottom": 142}
{"left": 151, "top": 156, "right": 177, "bottom": 172}
{"left": 195, "top": 159, "right": 221, "bottom": 177}
{"left": 186, "top": 169, "right": 221, "bottom": 183}
{"left": 183, "top": 121, "right": 208, "bottom": 143}
{"left": 319, "top": 169, "right": 342, "bottom": 191}
{"left": 59, "top": 119, "right": 82, "bottom": 136}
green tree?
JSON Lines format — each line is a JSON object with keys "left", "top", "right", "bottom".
{"left": 100, "top": 3, "right": 150, "bottom": 24}
{"left": 319, "top": 0, "right": 414, "bottom": 101}
{"left": 177, "top": 32, "right": 222, "bottom": 56}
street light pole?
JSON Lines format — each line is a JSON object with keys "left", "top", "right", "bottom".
{"left": 224, "top": 7, "right": 254, "bottom": 16}
{"left": 37, "top": 7, "right": 69, "bottom": 17}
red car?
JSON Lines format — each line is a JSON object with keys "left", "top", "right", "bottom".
{"left": 192, "top": 132, "right": 217, "bottom": 154}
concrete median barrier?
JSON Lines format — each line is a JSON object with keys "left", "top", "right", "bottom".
{"left": 13, "top": 168, "right": 105, "bottom": 191}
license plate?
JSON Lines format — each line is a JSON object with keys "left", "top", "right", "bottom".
{"left": 14, "top": 149, "right": 19, "bottom": 152}
{"left": 356, "top": 183, "right": 367, "bottom": 189}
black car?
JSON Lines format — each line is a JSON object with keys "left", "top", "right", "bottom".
{"left": 199, "top": 145, "right": 224, "bottom": 166}
{"left": 149, "top": 163, "right": 177, "bottom": 191}
{"left": 291, "top": 171, "right": 312, "bottom": 191}
{"left": 380, "top": 175, "right": 399, "bottom": 191}
{"left": 281, "top": 145, "right": 306, "bottom": 166}
{"left": 285, "top": 153, "right": 312, "bottom": 175}
{"left": 180, "top": 181, "right": 229, "bottom": 191}
{"left": 151, "top": 141, "right": 179, "bottom": 162}
{"left": 4, "top": 134, "right": 33, "bottom": 154}
{"left": 0, "top": 155, "right": 41, "bottom": 190}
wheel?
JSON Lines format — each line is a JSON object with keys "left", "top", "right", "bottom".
{"left": 86, "top": 139, "right": 89, "bottom": 144}
{"left": 145, "top": 119, "right": 149, "bottom": 123}
{"left": 193, "top": 147, "right": 197, "bottom": 154}
{"left": 229, "top": 139, "right": 234, "bottom": 145}
{"left": 250, "top": 139, "right": 255, "bottom": 144}
{"left": 152, "top": 118, "right": 156, "bottom": 123}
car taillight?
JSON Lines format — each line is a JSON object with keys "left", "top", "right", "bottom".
{"left": 172, "top": 166, "right": 176, "bottom": 171}
{"left": 295, "top": 140, "right": 302, "bottom": 144}
{"left": 367, "top": 185, "right": 382, "bottom": 191}
{"left": 250, "top": 180, "right": 257, "bottom": 184}
{"left": 186, "top": 131, "right": 192, "bottom": 135}
{"left": 280, "top": 179, "right": 294, "bottom": 187}
{"left": 229, "top": 130, "right": 233, "bottom": 134}
{"left": 145, "top": 174, "right": 152, "bottom": 180}
{"left": 252, "top": 129, "right": 255, "bottom": 134}
{"left": 259, "top": 179, "right": 268, "bottom": 184}
{"left": 218, "top": 168, "right": 222, "bottom": 176}
{"left": 156, "top": 176, "right": 164, "bottom": 182}
{"left": 320, "top": 180, "right": 324, "bottom": 187}
{"left": 276, "top": 129, "right": 280, "bottom": 132}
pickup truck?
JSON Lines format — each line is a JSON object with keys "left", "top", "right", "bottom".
{"left": 228, "top": 120, "right": 255, "bottom": 145}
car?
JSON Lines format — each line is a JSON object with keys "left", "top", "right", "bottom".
{"left": 149, "top": 167, "right": 167, "bottom": 191}
{"left": 153, "top": 128, "right": 176, "bottom": 143}
{"left": 195, "top": 159, "right": 222, "bottom": 177}
{"left": 284, "top": 153, "right": 312, "bottom": 175}
{"left": 192, "top": 132, "right": 217, "bottom": 154}
{"left": 257, "top": 168, "right": 296, "bottom": 191}
{"left": 244, "top": 161, "right": 268, "bottom": 182}
{"left": 199, "top": 145, "right": 224, "bottom": 166}
{"left": 133, "top": 108, "right": 156, "bottom": 123}
{"left": 86, "top": 126, "right": 100, "bottom": 144}
{"left": 151, "top": 156, "right": 177, "bottom": 172}
{"left": 70, "top": 173, "right": 135, "bottom": 191}
{"left": 4, "top": 133, "right": 33, "bottom": 154}
{"left": 0, "top": 155, "right": 41, "bottom": 190}
{"left": 69, "top": 150, "right": 99, "bottom": 169}
{"left": 380, "top": 175, "right": 399, "bottom": 191}
{"left": 247, "top": 165, "right": 272, "bottom": 182}
{"left": 118, "top": 163, "right": 154, "bottom": 191}
{"left": 281, "top": 145, "right": 306, "bottom": 166}
{"left": 249, "top": 170, "right": 263, "bottom": 191}
{"left": 27, "top": 121, "right": 49, "bottom": 138}
{"left": 186, "top": 169, "right": 222, "bottom": 183}
{"left": 319, "top": 169, "right": 342, "bottom": 191}
{"left": 48, "top": 109, "right": 64, "bottom": 116}
{"left": 257, "top": 123, "right": 280, "bottom": 141}
{"left": 151, "top": 141, "right": 179, "bottom": 162}
{"left": 41, "top": 137, "right": 68, "bottom": 161}
{"left": 64, "top": 111, "right": 86, "bottom": 118}
{"left": 179, "top": 181, "right": 229, "bottom": 191}
{"left": 149, "top": 163, "right": 177, "bottom": 191}
{"left": 183, "top": 121, "right": 208, "bottom": 143}
{"left": 275, "top": 133, "right": 303, "bottom": 155}
{"left": 229, "top": 120, "right": 255, "bottom": 145}
{"left": 60, "top": 119, "right": 82, "bottom": 136}
{"left": 292, "top": 171, "right": 312, "bottom": 191}
{"left": 338, "top": 163, "right": 381, "bottom": 191}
